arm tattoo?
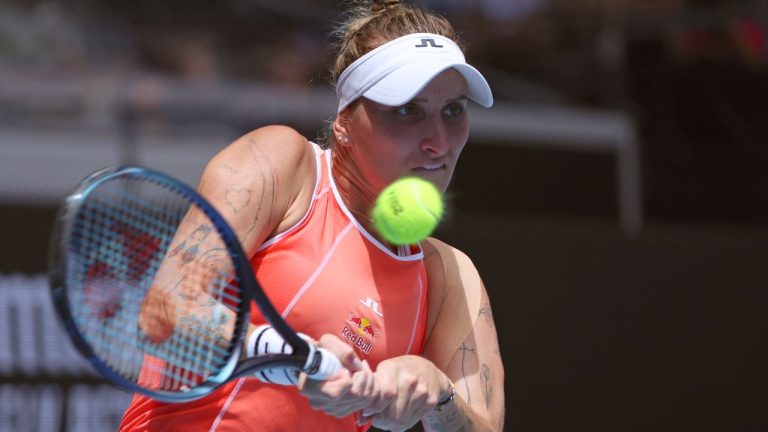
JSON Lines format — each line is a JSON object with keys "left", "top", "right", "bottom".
{"left": 426, "top": 406, "right": 475, "bottom": 432}
{"left": 480, "top": 364, "right": 492, "bottom": 409}
{"left": 425, "top": 348, "right": 499, "bottom": 431}
{"left": 169, "top": 247, "right": 229, "bottom": 301}
{"left": 479, "top": 302, "right": 494, "bottom": 328}
{"left": 225, "top": 188, "right": 252, "bottom": 214}
{"left": 458, "top": 343, "right": 476, "bottom": 407}
{"left": 221, "top": 163, "right": 239, "bottom": 175}
{"left": 240, "top": 139, "right": 279, "bottom": 243}
{"left": 170, "top": 225, "right": 212, "bottom": 264}
{"left": 169, "top": 241, "right": 186, "bottom": 258}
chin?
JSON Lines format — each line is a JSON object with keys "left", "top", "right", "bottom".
{"left": 408, "top": 170, "right": 450, "bottom": 191}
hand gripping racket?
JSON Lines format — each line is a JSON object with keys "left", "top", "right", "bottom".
{"left": 48, "top": 166, "right": 340, "bottom": 402}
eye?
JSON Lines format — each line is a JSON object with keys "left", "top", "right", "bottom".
{"left": 442, "top": 103, "right": 466, "bottom": 118}
{"left": 392, "top": 104, "right": 418, "bottom": 116}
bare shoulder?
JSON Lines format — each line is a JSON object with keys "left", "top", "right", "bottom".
{"left": 203, "top": 125, "right": 316, "bottom": 210}
{"left": 210, "top": 125, "right": 313, "bottom": 174}
{"left": 197, "top": 125, "right": 316, "bottom": 253}
{"left": 422, "top": 237, "right": 480, "bottom": 297}
{"left": 423, "top": 237, "right": 475, "bottom": 270}
{"left": 421, "top": 237, "right": 485, "bottom": 369}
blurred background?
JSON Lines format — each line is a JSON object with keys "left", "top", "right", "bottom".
{"left": 1, "top": 0, "right": 767, "bottom": 431}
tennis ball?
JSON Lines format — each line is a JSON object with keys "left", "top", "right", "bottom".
{"left": 372, "top": 177, "right": 444, "bottom": 245}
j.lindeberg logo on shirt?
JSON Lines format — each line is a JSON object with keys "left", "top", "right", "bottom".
{"left": 359, "top": 297, "right": 384, "bottom": 317}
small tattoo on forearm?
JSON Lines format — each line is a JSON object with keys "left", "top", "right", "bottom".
{"left": 169, "top": 241, "right": 186, "bottom": 258}
{"left": 427, "top": 408, "right": 474, "bottom": 432}
{"left": 458, "top": 343, "right": 476, "bottom": 407}
{"left": 172, "top": 225, "right": 213, "bottom": 264}
{"left": 481, "top": 364, "right": 492, "bottom": 409}
{"left": 191, "top": 225, "right": 212, "bottom": 240}
{"left": 479, "top": 303, "right": 494, "bottom": 327}
{"left": 181, "top": 244, "right": 199, "bottom": 264}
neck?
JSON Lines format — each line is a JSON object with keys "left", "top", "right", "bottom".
{"left": 331, "top": 147, "right": 385, "bottom": 243}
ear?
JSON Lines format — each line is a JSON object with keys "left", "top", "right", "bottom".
{"left": 332, "top": 111, "right": 352, "bottom": 147}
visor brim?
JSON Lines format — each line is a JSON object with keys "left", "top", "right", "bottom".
{"left": 361, "top": 60, "right": 493, "bottom": 108}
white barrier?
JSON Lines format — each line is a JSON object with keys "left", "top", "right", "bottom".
{"left": 0, "top": 384, "right": 131, "bottom": 432}
{"left": 0, "top": 274, "right": 131, "bottom": 432}
{"left": 0, "top": 274, "right": 93, "bottom": 376}
{"left": 0, "top": 77, "right": 641, "bottom": 234}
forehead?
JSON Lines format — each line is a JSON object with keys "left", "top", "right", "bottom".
{"left": 353, "top": 69, "right": 469, "bottom": 113}
{"left": 411, "top": 68, "right": 469, "bottom": 101}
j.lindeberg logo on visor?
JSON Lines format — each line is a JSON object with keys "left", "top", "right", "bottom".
{"left": 336, "top": 33, "right": 493, "bottom": 112}
{"left": 414, "top": 38, "right": 444, "bottom": 48}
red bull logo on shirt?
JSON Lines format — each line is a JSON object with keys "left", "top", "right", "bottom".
{"left": 341, "top": 316, "right": 376, "bottom": 354}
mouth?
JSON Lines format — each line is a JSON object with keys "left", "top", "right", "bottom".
{"left": 412, "top": 163, "right": 446, "bottom": 172}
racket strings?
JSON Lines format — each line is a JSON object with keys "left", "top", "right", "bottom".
{"left": 66, "top": 178, "right": 244, "bottom": 392}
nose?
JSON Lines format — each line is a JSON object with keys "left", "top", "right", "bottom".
{"left": 420, "top": 117, "right": 450, "bottom": 156}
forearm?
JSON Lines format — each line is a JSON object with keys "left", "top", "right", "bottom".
{"left": 421, "top": 297, "right": 505, "bottom": 432}
{"left": 422, "top": 396, "right": 499, "bottom": 432}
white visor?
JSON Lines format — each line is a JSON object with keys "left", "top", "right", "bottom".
{"left": 336, "top": 33, "right": 493, "bottom": 113}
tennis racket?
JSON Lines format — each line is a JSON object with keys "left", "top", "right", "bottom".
{"left": 48, "top": 165, "right": 340, "bottom": 403}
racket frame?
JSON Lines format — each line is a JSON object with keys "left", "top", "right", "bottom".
{"left": 49, "top": 166, "right": 314, "bottom": 402}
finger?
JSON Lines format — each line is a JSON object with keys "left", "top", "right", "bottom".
{"left": 299, "top": 366, "right": 350, "bottom": 392}
{"left": 357, "top": 414, "right": 376, "bottom": 427}
{"left": 362, "top": 375, "right": 395, "bottom": 418}
{"left": 325, "top": 372, "right": 378, "bottom": 417}
{"left": 310, "top": 386, "right": 374, "bottom": 418}
{"left": 322, "top": 402, "right": 359, "bottom": 418}
{"left": 362, "top": 372, "right": 377, "bottom": 402}
{"left": 317, "top": 334, "right": 363, "bottom": 371}
{"left": 334, "top": 370, "right": 379, "bottom": 416}
{"left": 402, "top": 388, "right": 433, "bottom": 428}
{"left": 308, "top": 391, "right": 360, "bottom": 415}
{"left": 372, "top": 377, "right": 417, "bottom": 431}
{"left": 325, "top": 400, "right": 367, "bottom": 418}
{"left": 299, "top": 368, "right": 352, "bottom": 400}
{"left": 361, "top": 360, "right": 376, "bottom": 396}
{"left": 350, "top": 368, "right": 368, "bottom": 396}
{"left": 351, "top": 360, "right": 379, "bottom": 395}
{"left": 401, "top": 387, "right": 434, "bottom": 430}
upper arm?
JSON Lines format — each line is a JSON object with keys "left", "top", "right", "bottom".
{"left": 422, "top": 240, "right": 505, "bottom": 431}
{"left": 443, "top": 283, "right": 504, "bottom": 431}
{"left": 421, "top": 238, "right": 483, "bottom": 371}
{"left": 139, "top": 126, "right": 314, "bottom": 343}
{"left": 196, "top": 125, "right": 315, "bottom": 256}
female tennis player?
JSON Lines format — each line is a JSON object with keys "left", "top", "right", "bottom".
{"left": 119, "top": 1, "right": 504, "bottom": 431}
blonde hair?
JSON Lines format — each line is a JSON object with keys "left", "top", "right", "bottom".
{"left": 318, "top": 1, "right": 463, "bottom": 148}
{"left": 329, "top": 0, "right": 462, "bottom": 86}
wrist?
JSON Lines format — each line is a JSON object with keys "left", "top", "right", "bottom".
{"left": 435, "top": 379, "right": 456, "bottom": 411}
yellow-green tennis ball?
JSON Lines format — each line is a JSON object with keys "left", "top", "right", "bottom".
{"left": 372, "top": 177, "right": 444, "bottom": 245}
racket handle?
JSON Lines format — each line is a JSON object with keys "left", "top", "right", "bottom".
{"left": 303, "top": 346, "right": 342, "bottom": 381}
{"left": 248, "top": 325, "right": 342, "bottom": 382}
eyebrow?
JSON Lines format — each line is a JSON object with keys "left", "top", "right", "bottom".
{"left": 409, "top": 96, "right": 469, "bottom": 103}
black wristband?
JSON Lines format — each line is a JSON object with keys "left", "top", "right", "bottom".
{"left": 435, "top": 380, "right": 456, "bottom": 411}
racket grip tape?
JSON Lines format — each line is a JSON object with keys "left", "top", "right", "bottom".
{"left": 247, "top": 325, "right": 342, "bottom": 382}
{"left": 303, "top": 346, "right": 342, "bottom": 381}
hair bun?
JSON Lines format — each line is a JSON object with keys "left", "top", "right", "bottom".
{"left": 371, "top": 0, "right": 401, "bottom": 13}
